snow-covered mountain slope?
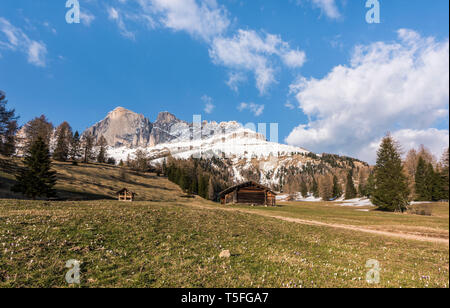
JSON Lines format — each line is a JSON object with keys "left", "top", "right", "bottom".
{"left": 81, "top": 107, "right": 368, "bottom": 187}
{"left": 108, "top": 128, "right": 309, "bottom": 163}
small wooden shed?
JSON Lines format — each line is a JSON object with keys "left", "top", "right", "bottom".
{"left": 219, "top": 181, "right": 277, "bottom": 206}
{"left": 116, "top": 188, "right": 136, "bottom": 202}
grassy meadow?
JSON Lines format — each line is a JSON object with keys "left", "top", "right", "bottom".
{"left": 0, "top": 157, "right": 448, "bottom": 288}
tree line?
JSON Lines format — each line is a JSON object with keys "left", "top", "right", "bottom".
{"left": 1, "top": 91, "right": 117, "bottom": 199}
{"left": 165, "top": 156, "right": 231, "bottom": 201}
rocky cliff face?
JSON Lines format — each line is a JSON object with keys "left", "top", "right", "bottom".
{"left": 83, "top": 107, "right": 249, "bottom": 148}
{"left": 83, "top": 107, "right": 152, "bottom": 148}
{"left": 149, "top": 111, "right": 188, "bottom": 146}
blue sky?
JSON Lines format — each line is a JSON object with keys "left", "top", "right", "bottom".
{"left": 0, "top": 0, "right": 449, "bottom": 162}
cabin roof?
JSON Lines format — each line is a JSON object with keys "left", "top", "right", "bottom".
{"left": 219, "top": 181, "right": 277, "bottom": 197}
{"left": 116, "top": 188, "right": 137, "bottom": 195}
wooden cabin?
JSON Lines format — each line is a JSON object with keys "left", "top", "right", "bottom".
{"left": 116, "top": 188, "right": 136, "bottom": 202}
{"left": 219, "top": 181, "right": 277, "bottom": 206}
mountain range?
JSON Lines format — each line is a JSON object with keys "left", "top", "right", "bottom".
{"left": 81, "top": 107, "right": 368, "bottom": 188}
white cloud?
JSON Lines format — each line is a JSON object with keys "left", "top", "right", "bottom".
{"left": 238, "top": 102, "right": 265, "bottom": 117}
{"left": 226, "top": 72, "right": 247, "bottom": 92}
{"left": 109, "top": 0, "right": 305, "bottom": 94}
{"left": 286, "top": 29, "right": 449, "bottom": 163}
{"left": 80, "top": 10, "right": 96, "bottom": 27}
{"left": 125, "top": 0, "right": 229, "bottom": 42}
{"left": 107, "top": 7, "right": 135, "bottom": 40}
{"left": 281, "top": 49, "right": 306, "bottom": 68}
{"left": 309, "top": 0, "right": 341, "bottom": 19}
{"left": 359, "top": 129, "right": 450, "bottom": 164}
{"left": 285, "top": 101, "right": 295, "bottom": 110}
{"left": 143, "top": 0, "right": 230, "bottom": 42}
{"left": 210, "top": 30, "right": 306, "bottom": 94}
{"left": 0, "top": 17, "right": 47, "bottom": 67}
{"left": 202, "top": 95, "right": 215, "bottom": 114}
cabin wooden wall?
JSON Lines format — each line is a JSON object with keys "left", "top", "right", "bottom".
{"left": 237, "top": 187, "right": 266, "bottom": 205}
{"left": 221, "top": 185, "right": 276, "bottom": 206}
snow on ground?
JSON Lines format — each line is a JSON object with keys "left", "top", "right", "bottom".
{"left": 276, "top": 194, "right": 289, "bottom": 201}
{"left": 276, "top": 194, "right": 322, "bottom": 202}
{"left": 300, "top": 196, "right": 323, "bottom": 202}
{"left": 107, "top": 128, "right": 309, "bottom": 164}
{"left": 337, "top": 198, "right": 375, "bottom": 207}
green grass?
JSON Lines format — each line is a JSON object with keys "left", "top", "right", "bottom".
{"left": 0, "top": 199, "right": 448, "bottom": 288}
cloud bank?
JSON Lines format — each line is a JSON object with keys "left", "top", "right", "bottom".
{"left": 286, "top": 29, "right": 449, "bottom": 163}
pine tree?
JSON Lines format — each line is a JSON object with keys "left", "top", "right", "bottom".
{"left": 312, "top": 178, "right": 319, "bottom": 198}
{"left": 96, "top": 136, "right": 108, "bottom": 164}
{"left": 11, "top": 137, "right": 57, "bottom": 199}
{"left": 300, "top": 181, "right": 308, "bottom": 198}
{"left": 344, "top": 171, "right": 357, "bottom": 200}
{"left": 372, "top": 134, "right": 410, "bottom": 212}
{"left": 0, "top": 90, "right": 19, "bottom": 156}
{"left": 332, "top": 175, "right": 342, "bottom": 199}
{"left": 53, "top": 122, "right": 72, "bottom": 162}
{"left": 365, "top": 171, "right": 375, "bottom": 198}
{"left": 69, "top": 131, "right": 81, "bottom": 162}
{"left": 440, "top": 148, "right": 449, "bottom": 200}
{"left": 414, "top": 157, "right": 429, "bottom": 201}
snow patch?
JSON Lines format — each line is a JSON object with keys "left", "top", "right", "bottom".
{"left": 338, "top": 198, "right": 374, "bottom": 207}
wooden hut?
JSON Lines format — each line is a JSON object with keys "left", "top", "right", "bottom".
{"left": 219, "top": 181, "right": 277, "bottom": 206}
{"left": 116, "top": 188, "right": 136, "bottom": 202}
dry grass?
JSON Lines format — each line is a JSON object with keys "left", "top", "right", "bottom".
{"left": 225, "top": 201, "right": 449, "bottom": 240}
{"left": 1, "top": 157, "right": 187, "bottom": 202}
{"left": 0, "top": 199, "right": 448, "bottom": 288}
{"left": 0, "top": 156, "right": 448, "bottom": 288}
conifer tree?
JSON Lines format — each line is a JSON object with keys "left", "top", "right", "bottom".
{"left": 312, "top": 178, "right": 319, "bottom": 198}
{"left": 414, "top": 157, "right": 429, "bottom": 201}
{"left": 344, "top": 171, "right": 357, "bottom": 200}
{"left": 0, "top": 90, "right": 19, "bottom": 156}
{"left": 440, "top": 148, "right": 449, "bottom": 200}
{"left": 300, "top": 181, "right": 308, "bottom": 198}
{"left": 12, "top": 137, "right": 57, "bottom": 199}
{"left": 69, "top": 131, "right": 81, "bottom": 163}
{"left": 332, "top": 175, "right": 342, "bottom": 199}
{"left": 372, "top": 134, "right": 410, "bottom": 212}
{"left": 365, "top": 171, "right": 375, "bottom": 198}
{"left": 96, "top": 136, "right": 108, "bottom": 164}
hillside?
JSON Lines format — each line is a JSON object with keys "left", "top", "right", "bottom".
{"left": 0, "top": 156, "right": 188, "bottom": 202}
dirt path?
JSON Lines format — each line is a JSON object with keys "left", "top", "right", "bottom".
{"left": 188, "top": 202, "right": 449, "bottom": 246}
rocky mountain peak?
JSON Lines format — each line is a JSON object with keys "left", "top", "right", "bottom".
{"left": 155, "top": 111, "right": 179, "bottom": 124}
{"left": 108, "top": 106, "right": 136, "bottom": 118}
{"left": 83, "top": 107, "right": 152, "bottom": 148}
